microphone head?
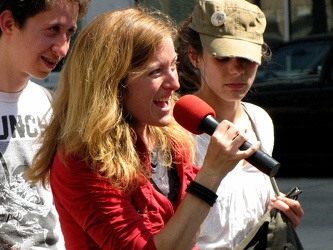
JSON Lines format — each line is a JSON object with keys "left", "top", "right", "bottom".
{"left": 173, "top": 94, "right": 216, "bottom": 134}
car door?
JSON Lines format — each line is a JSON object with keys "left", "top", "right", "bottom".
{"left": 244, "top": 36, "right": 332, "bottom": 175}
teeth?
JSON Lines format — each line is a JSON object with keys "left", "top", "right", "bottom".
{"left": 47, "top": 59, "right": 57, "bottom": 64}
{"left": 155, "top": 97, "right": 170, "bottom": 102}
{"left": 43, "top": 56, "right": 57, "bottom": 64}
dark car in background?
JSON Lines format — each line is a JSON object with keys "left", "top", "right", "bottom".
{"left": 244, "top": 34, "right": 333, "bottom": 177}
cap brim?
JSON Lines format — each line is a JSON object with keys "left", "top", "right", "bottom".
{"left": 200, "top": 34, "right": 262, "bottom": 65}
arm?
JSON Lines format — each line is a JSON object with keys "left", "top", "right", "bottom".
{"left": 153, "top": 120, "right": 260, "bottom": 250}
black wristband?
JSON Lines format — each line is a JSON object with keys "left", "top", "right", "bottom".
{"left": 186, "top": 181, "right": 218, "bottom": 207}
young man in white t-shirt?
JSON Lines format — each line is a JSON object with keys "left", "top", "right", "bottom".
{"left": 0, "top": 0, "right": 90, "bottom": 249}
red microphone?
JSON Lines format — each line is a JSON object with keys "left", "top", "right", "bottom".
{"left": 173, "top": 94, "right": 281, "bottom": 177}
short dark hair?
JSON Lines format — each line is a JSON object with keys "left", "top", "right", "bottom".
{"left": 0, "top": 0, "right": 90, "bottom": 35}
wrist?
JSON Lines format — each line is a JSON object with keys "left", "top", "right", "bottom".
{"left": 186, "top": 180, "right": 218, "bottom": 207}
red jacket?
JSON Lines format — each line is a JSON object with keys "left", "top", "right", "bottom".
{"left": 50, "top": 138, "right": 199, "bottom": 249}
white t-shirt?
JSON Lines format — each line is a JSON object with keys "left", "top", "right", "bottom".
{"left": 195, "top": 102, "right": 275, "bottom": 250}
{"left": 0, "top": 81, "right": 64, "bottom": 249}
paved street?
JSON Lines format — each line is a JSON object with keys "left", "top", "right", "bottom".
{"left": 276, "top": 177, "right": 333, "bottom": 250}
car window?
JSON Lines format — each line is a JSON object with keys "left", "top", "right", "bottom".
{"left": 270, "top": 41, "right": 329, "bottom": 71}
{"left": 255, "top": 40, "right": 331, "bottom": 84}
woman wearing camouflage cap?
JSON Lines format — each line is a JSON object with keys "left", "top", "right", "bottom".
{"left": 176, "top": 0, "right": 304, "bottom": 248}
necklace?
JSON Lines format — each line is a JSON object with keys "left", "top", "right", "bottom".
{"left": 149, "top": 147, "right": 180, "bottom": 203}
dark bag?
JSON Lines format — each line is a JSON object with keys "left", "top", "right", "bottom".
{"left": 234, "top": 208, "right": 304, "bottom": 250}
{"left": 234, "top": 185, "right": 304, "bottom": 250}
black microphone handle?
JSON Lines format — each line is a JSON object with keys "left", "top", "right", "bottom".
{"left": 239, "top": 141, "right": 281, "bottom": 177}
{"left": 198, "top": 115, "right": 281, "bottom": 177}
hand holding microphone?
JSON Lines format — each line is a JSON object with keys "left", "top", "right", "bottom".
{"left": 173, "top": 94, "right": 281, "bottom": 177}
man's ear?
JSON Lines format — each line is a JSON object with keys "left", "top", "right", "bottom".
{"left": 188, "top": 45, "right": 199, "bottom": 68}
{"left": 0, "top": 10, "right": 16, "bottom": 35}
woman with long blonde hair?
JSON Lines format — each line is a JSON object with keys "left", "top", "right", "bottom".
{"left": 26, "top": 6, "right": 258, "bottom": 249}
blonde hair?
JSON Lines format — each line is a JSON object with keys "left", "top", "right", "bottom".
{"left": 26, "top": 6, "right": 195, "bottom": 193}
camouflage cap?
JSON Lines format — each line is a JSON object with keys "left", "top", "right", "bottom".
{"left": 189, "top": 0, "right": 266, "bottom": 64}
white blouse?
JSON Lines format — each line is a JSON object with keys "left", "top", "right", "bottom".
{"left": 195, "top": 102, "right": 275, "bottom": 249}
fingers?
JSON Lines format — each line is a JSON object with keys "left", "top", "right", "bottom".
{"left": 214, "top": 120, "right": 260, "bottom": 156}
{"left": 214, "top": 120, "right": 245, "bottom": 145}
{"left": 271, "top": 196, "right": 304, "bottom": 228}
{"left": 201, "top": 120, "right": 260, "bottom": 179}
